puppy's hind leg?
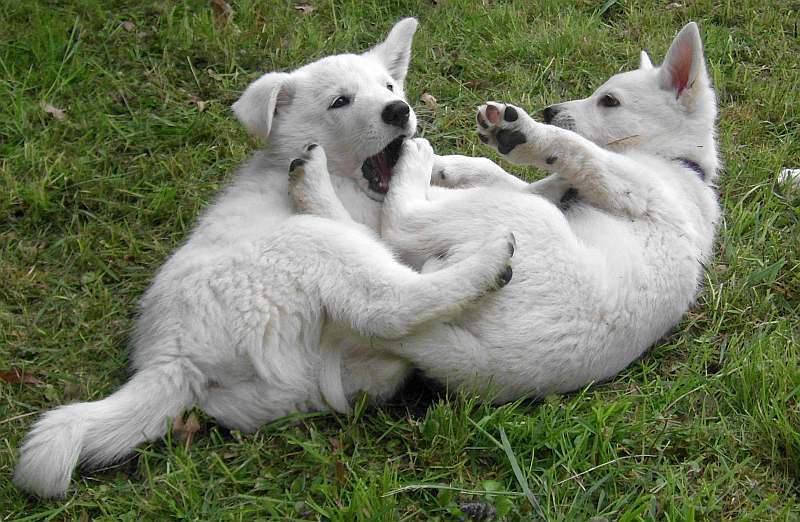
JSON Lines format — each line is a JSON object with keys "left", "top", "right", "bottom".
{"left": 307, "top": 221, "right": 515, "bottom": 341}
{"left": 289, "top": 144, "right": 354, "bottom": 222}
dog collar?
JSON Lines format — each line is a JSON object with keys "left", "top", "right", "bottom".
{"left": 675, "top": 157, "right": 706, "bottom": 180}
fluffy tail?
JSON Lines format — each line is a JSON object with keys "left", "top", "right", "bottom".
{"left": 13, "top": 360, "right": 195, "bottom": 498}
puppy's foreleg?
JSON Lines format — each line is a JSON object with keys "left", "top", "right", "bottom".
{"left": 382, "top": 139, "right": 506, "bottom": 258}
{"left": 477, "top": 102, "right": 658, "bottom": 218}
{"left": 312, "top": 225, "right": 515, "bottom": 341}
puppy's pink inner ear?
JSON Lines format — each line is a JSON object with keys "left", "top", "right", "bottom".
{"left": 666, "top": 41, "right": 694, "bottom": 95}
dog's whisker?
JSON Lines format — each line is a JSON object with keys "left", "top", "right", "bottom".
{"left": 606, "top": 134, "right": 641, "bottom": 146}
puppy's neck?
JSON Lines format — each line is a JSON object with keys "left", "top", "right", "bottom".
{"left": 329, "top": 175, "right": 383, "bottom": 231}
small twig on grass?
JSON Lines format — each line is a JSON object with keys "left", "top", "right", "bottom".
{"left": 555, "top": 454, "right": 657, "bottom": 486}
{"left": 0, "top": 411, "right": 38, "bottom": 426}
{"left": 383, "top": 483, "right": 524, "bottom": 498}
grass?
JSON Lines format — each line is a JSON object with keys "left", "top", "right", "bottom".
{"left": 1, "top": 0, "right": 799, "bottom": 519}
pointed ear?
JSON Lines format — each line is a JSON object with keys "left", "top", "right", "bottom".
{"left": 658, "top": 22, "right": 707, "bottom": 98}
{"left": 232, "top": 72, "right": 292, "bottom": 140}
{"left": 639, "top": 50, "right": 653, "bottom": 69}
{"left": 367, "top": 17, "right": 418, "bottom": 84}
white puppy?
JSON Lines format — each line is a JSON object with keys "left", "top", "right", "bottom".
{"left": 12, "top": 19, "right": 516, "bottom": 498}
{"left": 301, "top": 23, "right": 720, "bottom": 402}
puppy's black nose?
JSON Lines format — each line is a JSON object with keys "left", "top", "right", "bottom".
{"left": 542, "top": 105, "right": 560, "bottom": 124}
{"left": 382, "top": 100, "right": 410, "bottom": 128}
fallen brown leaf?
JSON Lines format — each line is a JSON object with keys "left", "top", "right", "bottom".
{"left": 211, "top": 0, "right": 234, "bottom": 28}
{"left": 420, "top": 92, "right": 437, "bottom": 110}
{"left": 173, "top": 414, "right": 184, "bottom": 432}
{"left": 173, "top": 412, "right": 202, "bottom": 448}
{"left": 0, "top": 368, "right": 44, "bottom": 386}
{"left": 40, "top": 102, "right": 66, "bottom": 121}
{"left": 188, "top": 95, "right": 207, "bottom": 112}
{"left": 184, "top": 412, "right": 201, "bottom": 433}
{"left": 293, "top": 4, "right": 315, "bottom": 13}
{"left": 120, "top": 21, "right": 135, "bottom": 32}
{"left": 334, "top": 460, "right": 347, "bottom": 485}
{"left": 465, "top": 79, "right": 490, "bottom": 90}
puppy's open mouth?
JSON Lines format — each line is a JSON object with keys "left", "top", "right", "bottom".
{"left": 361, "top": 136, "right": 404, "bottom": 194}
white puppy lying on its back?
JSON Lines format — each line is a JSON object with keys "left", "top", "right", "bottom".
{"left": 13, "top": 19, "right": 516, "bottom": 499}
{"left": 299, "top": 23, "right": 720, "bottom": 400}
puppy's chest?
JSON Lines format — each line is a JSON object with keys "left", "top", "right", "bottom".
{"left": 331, "top": 180, "right": 382, "bottom": 231}
{"left": 563, "top": 195, "right": 698, "bottom": 263}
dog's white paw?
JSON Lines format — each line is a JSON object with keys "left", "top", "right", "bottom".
{"left": 431, "top": 155, "right": 456, "bottom": 187}
{"left": 288, "top": 143, "right": 333, "bottom": 214}
{"left": 476, "top": 102, "right": 536, "bottom": 158}
{"left": 394, "top": 138, "right": 434, "bottom": 186}
{"left": 431, "top": 155, "right": 475, "bottom": 188}
{"left": 289, "top": 143, "right": 327, "bottom": 182}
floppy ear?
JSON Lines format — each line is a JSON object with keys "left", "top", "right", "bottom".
{"left": 367, "top": 17, "right": 418, "bottom": 84}
{"left": 658, "top": 22, "right": 707, "bottom": 98}
{"left": 639, "top": 50, "right": 653, "bottom": 69}
{"left": 232, "top": 72, "right": 292, "bottom": 140}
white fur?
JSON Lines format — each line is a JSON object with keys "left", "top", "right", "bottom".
{"left": 371, "top": 22, "right": 721, "bottom": 399}
{"left": 12, "top": 18, "right": 517, "bottom": 498}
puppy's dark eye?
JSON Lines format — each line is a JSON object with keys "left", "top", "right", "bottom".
{"left": 598, "top": 94, "right": 620, "bottom": 108}
{"left": 386, "top": 83, "right": 394, "bottom": 92}
{"left": 330, "top": 96, "right": 351, "bottom": 109}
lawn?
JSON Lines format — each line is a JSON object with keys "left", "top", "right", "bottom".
{"left": 1, "top": 0, "right": 799, "bottom": 519}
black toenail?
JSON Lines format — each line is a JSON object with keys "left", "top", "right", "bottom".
{"left": 508, "top": 242, "right": 514, "bottom": 257}
{"left": 504, "top": 107, "right": 518, "bottom": 122}
{"left": 307, "top": 144, "right": 318, "bottom": 151}
{"left": 546, "top": 156, "right": 557, "bottom": 165}
{"left": 478, "top": 133, "right": 489, "bottom": 143}
{"left": 289, "top": 158, "right": 305, "bottom": 172}
{"left": 477, "top": 113, "right": 489, "bottom": 129}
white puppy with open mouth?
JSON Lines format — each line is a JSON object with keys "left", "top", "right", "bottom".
{"left": 13, "top": 18, "right": 515, "bottom": 499}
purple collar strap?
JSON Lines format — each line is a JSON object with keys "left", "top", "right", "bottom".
{"left": 675, "top": 157, "right": 706, "bottom": 180}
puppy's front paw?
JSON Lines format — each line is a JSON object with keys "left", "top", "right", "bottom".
{"left": 289, "top": 143, "right": 333, "bottom": 214}
{"left": 476, "top": 102, "right": 541, "bottom": 164}
{"left": 289, "top": 143, "right": 326, "bottom": 183}
{"left": 393, "top": 138, "right": 434, "bottom": 186}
